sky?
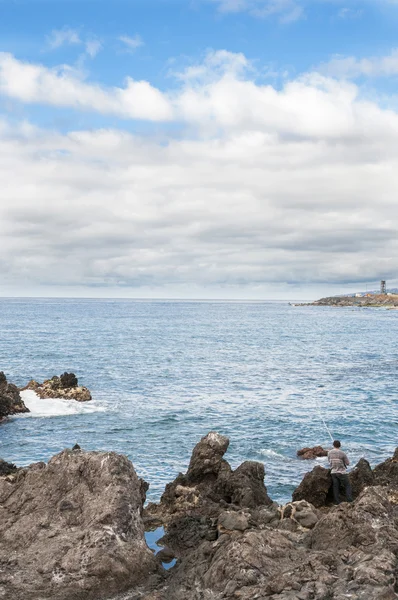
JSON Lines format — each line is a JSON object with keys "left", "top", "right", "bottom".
{"left": 1, "top": 0, "right": 398, "bottom": 300}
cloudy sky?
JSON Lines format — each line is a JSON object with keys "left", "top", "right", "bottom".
{"left": 1, "top": 0, "right": 398, "bottom": 300}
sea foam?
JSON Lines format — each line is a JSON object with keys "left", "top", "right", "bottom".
{"left": 20, "top": 390, "right": 106, "bottom": 418}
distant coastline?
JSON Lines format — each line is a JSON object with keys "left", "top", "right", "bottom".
{"left": 294, "top": 293, "right": 398, "bottom": 308}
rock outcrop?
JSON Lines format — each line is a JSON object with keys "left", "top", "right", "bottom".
{"left": 298, "top": 293, "right": 398, "bottom": 308}
{"left": 292, "top": 457, "right": 376, "bottom": 507}
{"left": 161, "top": 485, "right": 398, "bottom": 600}
{"left": 146, "top": 432, "right": 272, "bottom": 526}
{"left": 374, "top": 447, "right": 398, "bottom": 487}
{"left": 297, "top": 445, "right": 328, "bottom": 460}
{"left": 22, "top": 372, "right": 92, "bottom": 402}
{"left": 292, "top": 464, "right": 333, "bottom": 507}
{"left": 145, "top": 432, "right": 273, "bottom": 558}
{"left": 2, "top": 434, "right": 398, "bottom": 600}
{"left": 0, "top": 371, "right": 29, "bottom": 420}
{"left": 0, "top": 448, "right": 161, "bottom": 600}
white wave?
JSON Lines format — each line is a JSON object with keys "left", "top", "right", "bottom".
{"left": 20, "top": 390, "right": 107, "bottom": 418}
{"left": 257, "top": 449, "right": 286, "bottom": 460}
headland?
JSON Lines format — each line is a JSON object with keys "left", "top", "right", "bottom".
{"left": 296, "top": 293, "right": 398, "bottom": 308}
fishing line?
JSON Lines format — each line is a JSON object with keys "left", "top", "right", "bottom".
{"left": 314, "top": 393, "right": 334, "bottom": 444}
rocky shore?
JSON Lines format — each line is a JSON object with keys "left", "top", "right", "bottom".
{"left": 0, "top": 372, "right": 29, "bottom": 420}
{"left": 297, "top": 294, "right": 398, "bottom": 308}
{"left": 0, "top": 432, "right": 397, "bottom": 600}
{"left": 21, "top": 372, "right": 92, "bottom": 402}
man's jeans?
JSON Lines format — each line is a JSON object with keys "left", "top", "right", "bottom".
{"left": 331, "top": 473, "right": 353, "bottom": 504}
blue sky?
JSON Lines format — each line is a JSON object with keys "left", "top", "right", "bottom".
{"left": 1, "top": 0, "right": 398, "bottom": 298}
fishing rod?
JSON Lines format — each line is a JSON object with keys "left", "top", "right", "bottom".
{"left": 314, "top": 393, "right": 334, "bottom": 444}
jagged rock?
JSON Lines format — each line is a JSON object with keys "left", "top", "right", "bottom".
{"left": 0, "top": 449, "right": 160, "bottom": 600}
{"left": 293, "top": 458, "right": 376, "bottom": 508}
{"left": 216, "top": 461, "right": 272, "bottom": 508}
{"left": 145, "top": 433, "right": 272, "bottom": 557}
{"left": 292, "top": 465, "right": 333, "bottom": 507}
{"left": 374, "top": 448, "right": 398, "bottom": 488}
{"left": 349, "top": 457, "right": 374, "bottom": 497}
{"left": 157, "top": 515, "right": 217, "bottom": 558}
{"left": 186, "top": 431, "right": 230, "bottom": 483}
{"left": 60, "top": 372, "right": 78, "bottom": 388}
{"left": 310, "top": 486, "right": 398, "bottom": 552}
{"left": 0, "top": 458, "right": 18, "bottom": 476}
{"left": 146, "top": 433, "right": 272, "bottom": 525}
{"left": 22, "top": 373, "right": 92, "bottom": 402}
{"left": 158, "top": 485, "right": 398, "bottom": 600}
{"left": 0, "top": 371, "right": 29, "bottom": 420}
{"left": 297, "top": 445, "right": 328, "bottom": 460}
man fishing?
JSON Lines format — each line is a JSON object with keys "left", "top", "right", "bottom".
{"left": 328, "top": 440, "right": 353, "bottom": 505}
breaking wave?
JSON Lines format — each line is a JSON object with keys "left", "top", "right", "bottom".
{"left": 20, "top": 390, "right": 107, "bottom": 418}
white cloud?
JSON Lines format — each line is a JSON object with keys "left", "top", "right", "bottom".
{"left": 85, "top": 39, "right": 103, "bottom": 58}
{"left": 46, "top": 27, "right": 102, "bottom": 60}
{"left": 210, "top": 0, "right": 303, "bottom": 21}
{"left": 338, "top": 7, "right": 363, "bottom": 19}
{"left": 119, "top": 35, "right": 144, "bottom": 52}
{"left": 0, "top": 53, "right": 173, "bottom": 121}
{"left": 1, "top": 50, "right": 398, "bottom": 295}
{"left": 47, "top": 28, "right": 81, "bottom": 49}
{"left": 319, "top": 48, "right": 398, "bottom": 79}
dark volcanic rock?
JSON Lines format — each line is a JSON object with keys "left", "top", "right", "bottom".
{"left": 0, "top": 449, "right": 160, "bottom": 600}
{"left": 0, "top": 371, "right": 29, "bottom": 420}
{"left": 23, "top": 373, "right": 92, "bottom": 402}
{"left": 216, "top": 460, "right": 272, "bottom": 508}
{"left": 147, "top": 433, "right": 272, "bottom": 523}
{"left": 292, "top": 465, "right": 333, "bottom": 507}
{"left": 145, "top": 432, "right": 272, "bottom": 555}
{"left": 293, "top": 458, "right": 376, "bottom": 508}
{"left": 186, "top": 431, "right": 230, "bottom": 483}
{"left": 350, "top": 457, "right": 374, "bottom": 497}
{"left": 159, "top": 486, "right": 398, "bottom": 600}
{"left": 60, "top": 372, "right": 78, "bottom": 388}
{"left": 0, "top": 458, "right": 18, "bottom": 476}
{"left": 374, "top": 448, "right": 398, "bottom": 488}
{"left": 297, "top": 445, "right": 328, "bottom": 460}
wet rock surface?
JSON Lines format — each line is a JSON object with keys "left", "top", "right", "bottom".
{"left": 297, "top": 445, "right": 328, "bottom": 460}
{"left": 22, "top": 372, "right": 92, "bottom": 402}
{"left": 0, "top": 371, "right": 29, "bottom": 420}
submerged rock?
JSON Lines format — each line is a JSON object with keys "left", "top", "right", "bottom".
{"left": 297, "top": 445, "right": 328, "bottom": 460}
{"left": 0, "top": 371, "right": 29, "bottom": 420}
{"left": 0, "top": 449, "right": 161, "bottom": 600}
{"left": 22, "top": 372, "right": 92, "bottom": 402}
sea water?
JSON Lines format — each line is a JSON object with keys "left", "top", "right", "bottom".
{"left": 0, "top": 298, "right": 397, "bottom": 504}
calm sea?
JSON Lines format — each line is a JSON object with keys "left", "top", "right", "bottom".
{"left": 0, "top": 298, "right": 397, "bottom": 504}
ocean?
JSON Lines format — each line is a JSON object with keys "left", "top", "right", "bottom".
{"left": 0, "top": 298, "right": 397, "bottom": 504}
